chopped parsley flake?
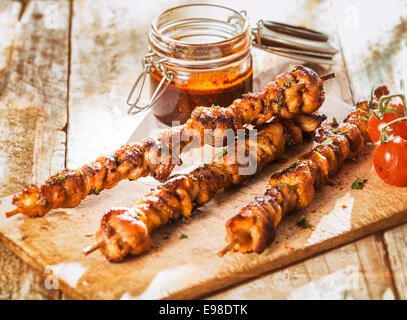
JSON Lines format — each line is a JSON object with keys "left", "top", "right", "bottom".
{"left": 289, "top": 184, "right": 297, "bottom": 190}
{"left": 75, "top": 169, "right": 84, "bottom": 176}
{"left": 211, "top": 104, "right": 221, "bottom": 109}
{"left": 321, "top": 138, "right": 333, "bottom": 146}
{"left": 297, "top": 214, "right": 313, "bottom": 229}
{"left": 217, "top": 148, "right": 228, "bottom": 159}
{"left": 357, "top": 107, "right": 368, "bottom": 113}
{"left": 289, "top": 162, "right": 298, "bottom": 168}
{"left": 277, "top": 94, "right": 284, "bottom": 110}
{"left": 94, "top": 188, "right": 100, "bottom": 195}
{"left": 283, "top": 81, "right": 292, "bottom": 88}
{"left": 180, "top": 233, "right": 188, "bottom": 240}
{"left": 351, "top": 176, "right": 367, "bottom": 190}
{"left": 288, "top": 64, "right": 296, "bottom": 72}
{"left": 276, "top": 182, "right": 283, "bottom": 190}
{"left": 332, "top": 117, "right": 338, "bottom": 126}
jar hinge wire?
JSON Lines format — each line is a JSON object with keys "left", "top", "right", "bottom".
{"left": 127, "top": 53, "right": 174, "bottom": 115}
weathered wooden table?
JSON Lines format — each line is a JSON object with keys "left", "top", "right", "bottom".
{"left": 0, "top": 0, "right": 406, "bottom": 300}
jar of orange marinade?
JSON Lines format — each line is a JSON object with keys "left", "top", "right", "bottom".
{"left": 127, "top": 4, "right": 253, "bottom": 125}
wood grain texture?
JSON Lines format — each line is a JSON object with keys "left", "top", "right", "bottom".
{"left": 207, "top": 234, "right": 395, "bottom": 300}
{"left": 332, "top": 0, "right": 407, "bottom": 102}
{"left": 0, "top": 0, "right": 70, "bottom": 299}
{"left": 332, "top": 0, "right": 407, "bottom": 299}
{"left": 67, "top": 0, "right": 172, "bottom": 168}
{"left": 384, "top": 225, "right": 407, "bottom": 299}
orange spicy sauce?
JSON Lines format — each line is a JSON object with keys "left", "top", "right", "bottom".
{"left": 149, "top": 66, "right": 253, "bottom": 125}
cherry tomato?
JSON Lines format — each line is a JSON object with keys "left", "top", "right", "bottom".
{"left": 373, "top": 137, "right": 407, "bottom": 186}
{"left": 368, "top": 103, "right": 407, "bottom": 143}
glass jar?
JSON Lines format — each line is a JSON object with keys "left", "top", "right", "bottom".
{"left": 129, "top": 4, "right": 253, "bottom": 126}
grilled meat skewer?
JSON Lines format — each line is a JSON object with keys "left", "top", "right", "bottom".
{"left": 219, "top": 98, "right": 374, "bottom": 256}
{"left": 7, "top": 65, "right": 330, "bottom": 218}
{"left": 84, "top": 115, "right": 326, "bottom": 262}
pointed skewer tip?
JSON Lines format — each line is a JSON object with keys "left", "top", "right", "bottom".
{"left": 5, "top": 209, "right": 19, "bottom": 218}
{"left": 218, "top": 241, "right": 237, "bottom": 257}
{"left": 321, "top": 73, "right": 335, "bottom": 81}
{"left": 83, "top": 240, "right": 104, "bottom": 256}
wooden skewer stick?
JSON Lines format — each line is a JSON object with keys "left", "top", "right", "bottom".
{"left": 5, "top": 210, "right": 18, "bottom": 218}
{"left": 218, "top": 240, "right": 237, "bottom": 257}
{"left": 321, "top": 73, "right": 335, "bottom": 81}
{"left": 83, "top": 240, "right": 104, "bottom": 256}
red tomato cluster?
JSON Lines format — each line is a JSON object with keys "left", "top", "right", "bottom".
{"left": 367, "top": 103, "right": 407, "bottom": 186}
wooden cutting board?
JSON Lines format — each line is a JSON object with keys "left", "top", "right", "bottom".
{"left": 0, "top": 98, "right": 406, "bottom": 300}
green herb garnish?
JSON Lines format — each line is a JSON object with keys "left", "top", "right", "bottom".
{"left": 180, "top": 233, "right": 188, "bottom": 240}
{"left": 314, "top": 151, "right": 322, "bottom": 157}
{"left": 203, "top": 163, "right": 208, "bottom": 169}
{"left": 217, "top": 148, "right": 228, "bottom": 159}
{"left": 332, "top": 128, "right": 339, "bottom": 133}
{"left": 297, "top": 214, "right": 312, "bottom": 229}
{"left": 276, "top": 182, "right": 283, "bottom": 190}
{"left": 283, "top": 81, "right": 292, "bottom": 88}
{"left": 94, "top": 188, "right": 100, "bottom": 195}
{"left": 211, "top": 104, "right": 221, "bottom": 109}
{"left": 321, "top": 138, "right": 333, "bottom": 146}
{"left": 56, "top": 174, "right": 65, "bottom": 181}
{"left": 332, "top": 117, "right": 338, "bottom": 126}
{"left": 351, "top": 176, "right": 367, "bottom": 190}
{"left": 277, "top": 94, "right": 284, "bottom": 110}
{"left": 289, "top": 184, "right": 297, "bottom": 190}
{"left": 289, "top": 162, "right": 297, "bottom": 168}
{"left": 75, "top": 169, "right": 84, "bottom": 176}
{"left": 288, "top": 64, "right": 296, "bottom": 72}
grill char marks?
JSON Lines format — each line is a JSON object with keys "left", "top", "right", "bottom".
{"left": 222, "top": 97, "right": 375, "bottom": 255}
{"left": 7, "top": 65, "right": 327, "bottom": 218}
{"left": 92, "top": 113, "right": 326, "bottom": 262}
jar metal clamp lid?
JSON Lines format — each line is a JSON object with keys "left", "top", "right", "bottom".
{"left": 126, "top": 53, "right": 174, "bottom": 115}
{"left": 126, "top": 4, "right": 336, "bottom": 115}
